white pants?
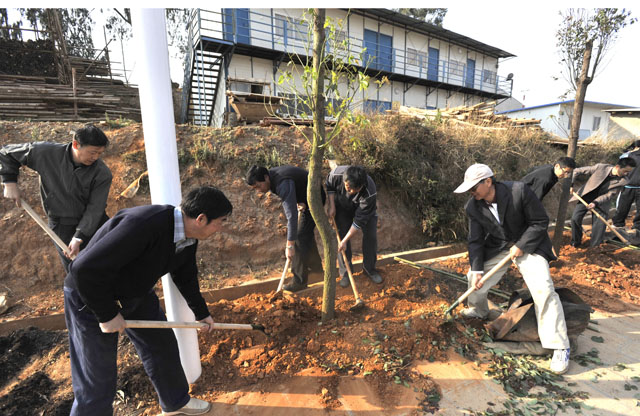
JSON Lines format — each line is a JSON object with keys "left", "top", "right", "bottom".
{"left": 467, "top": 250, "right": 570, "bottom": 350}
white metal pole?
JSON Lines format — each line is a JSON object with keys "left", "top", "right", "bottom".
{"left": 131, "top": 8, "right": 202, "bottom": 383}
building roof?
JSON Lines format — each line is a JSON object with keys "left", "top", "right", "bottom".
{"left": 603, "top": 108, "right": 640, "bottom": 113}
{"left": 497, "top": 100, "right": 632, "bottom": 114}
{"left": 349, "top": 9, "right": 515, "bottom": 59}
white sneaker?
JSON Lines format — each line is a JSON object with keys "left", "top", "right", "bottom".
{"left": 460, "top": 308, "right": 486, "bottom": 319}
{"left": 550, "top": 348, "right": 570, "bottom": 374}
{"left": 163, "top": 397, "right": 212, "bottom": 415}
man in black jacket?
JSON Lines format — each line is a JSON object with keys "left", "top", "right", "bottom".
{"left": 325, "top": 165, "right": 382, "bottom": 286}
{"left": 0, "top": 125, "right": 112, "bottom": 272}
{"left": 64, "top": 186, "right": 232, "bottom": 415}
{"left": 454, "top": 164, "right": 570, "bottom": 374}
{"left": 612, "top": 140, "right": 640, "bottom": 232}
{"left": 521, "top": 156, "right": 576, "bottom": 201}
{"left": 246, "top": 165, "right": 323, "bottom": 292}
{"left": 569, "top": 158, "right": 636, "bottom": 247}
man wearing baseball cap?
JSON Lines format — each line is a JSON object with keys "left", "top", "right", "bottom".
{"left": 454, "top": 164, "right": 570, "bottom": 374}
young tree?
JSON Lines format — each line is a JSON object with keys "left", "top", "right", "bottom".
{"left": 275, "top": 9, "right": 379, "bottom": 321}
{"left": 552, "top": 8, "right": 636, "bottom": 253}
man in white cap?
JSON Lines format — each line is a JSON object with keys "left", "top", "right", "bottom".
{"left": 454, "top": 164, "right": 570, "bottom": 374}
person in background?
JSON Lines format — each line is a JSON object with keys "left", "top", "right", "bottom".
{"left": 521, "top": 156, "right": 576, "bottom": 202}
{"left": 612, "top": 140, "right": 640, "bottom": 233}
{"left": 325, "top": 165, "right": 382, "bottom": 286}
{"left": 0, "top": 125, "right": 112, "bottom": 272}
{"left": 246, "top": 165, "right": 323, "bottom": 292}
{"left": 569, "top": 157, "right": 636, "bottom": 247}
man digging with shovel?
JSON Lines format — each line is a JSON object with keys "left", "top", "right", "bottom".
{"left": 64, "top": 186, "right": 232, "bottom": 415}
{"left": 454, "top": 164, "right": 571, "bottom": 374}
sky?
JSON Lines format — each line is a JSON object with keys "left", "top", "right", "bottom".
{"left": 6, "top": 3, "right": 640, "bottom": 108}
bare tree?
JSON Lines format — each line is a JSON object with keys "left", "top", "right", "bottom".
{"left": 552, "top": 8, "right": 636, "bottom": 253}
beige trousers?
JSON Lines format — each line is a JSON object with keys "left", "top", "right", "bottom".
{"left": 466, "top": 250, "right": 570, "bottom": 350}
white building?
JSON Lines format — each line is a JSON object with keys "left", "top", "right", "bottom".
{"left": 181, "top": 9, "right": 515, "bottom": 126}
{"left": 497, "top": 100, "right": 631, "bottom": 141}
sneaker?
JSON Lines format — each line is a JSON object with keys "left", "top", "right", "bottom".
{"left": 550, "top": 348, "right": 570, "bottom": 374}
{"left": 163, "top": 397, "right": 211, "bottom": 415}
{"left": 460, "top": 308, "right": 486, "bottom": 319}
{"left": 364, "top": 268, "right": 383, "bottom": 284}
{"left": 283, "top": 280, "right": 307, "bottom": 292}
{"left": 339, "top": 275, "right": 350, "bottom": 288}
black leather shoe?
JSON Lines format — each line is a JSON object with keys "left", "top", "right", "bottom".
{"left": 364, "top": 269, "right": 383, "bottom": 284}
{"left": 283, "top": 280, "right": 307, "bottom": 292}
{"left": 339, "top": 275, "right": 350, "bottom": 288}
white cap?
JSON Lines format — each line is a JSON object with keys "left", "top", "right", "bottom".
{"left": 454, "top": 164, "right": 494, "bottom": 193}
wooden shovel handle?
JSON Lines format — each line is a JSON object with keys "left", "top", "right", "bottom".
{"left": 572, "top": 192, "right": 629, "bottom": 244}
{"left": 330, "top": 221, "right": 362, "bottom": 301}
{"left": 21, "top": 199, "right": 75, "bottom": 259}
{"left": 446, "top": 253, "right": 512, "bottom": 314}
{"left": 124, "top": 320, "right": 254, "bottom": 330}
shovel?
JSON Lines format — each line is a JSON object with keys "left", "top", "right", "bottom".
{"left": 572, "top": 191, "right": 630, "bottom": 245}
{"left": 331, "top": 221, "right": 365, "bottom": 311}
{"left": 125, "top": 320, "right": 267, "bottom": 335}
{"left": 445, "top": 253, "right": 512, "bottom": 316}
{"left": 276, "top": 257, "right": 291, "bottom": 293}
{"left": 21, "top": 198, "right": 75, "bottom": 259}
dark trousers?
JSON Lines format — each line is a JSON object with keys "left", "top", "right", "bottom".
{"left": 64, "top": 286, "right": 190, "bottom": 415}
{"left": 571, "top": 199, "right": 608, "bottom": 247}
{"left": 335, "top": 209, "right": 378, "bottom": 278}
{"left": 291, "top": 208, "right": 323, "bottom": 285}
{"left": 612, "top": 187, "right": 640, "bottom": 230}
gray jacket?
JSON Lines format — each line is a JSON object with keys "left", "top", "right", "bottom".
{"left": 0, "top": 141, "right": 112, "bottom": 241}
{"left": 570, "top": 163, "right": 628, "bottom": 207}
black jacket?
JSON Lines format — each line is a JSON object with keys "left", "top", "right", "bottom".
{"left": 65, "top": 205, "right": 209, "bottom": 323}
{"left": 465, "top": 181, "right": 555, "bottom": 272}
{"left": 325, "top": 165, "right": 377, "bottom": 228}
{"left": 521, "top": 164, "right": 558, "bottom": 201}
{"left": 621, "top": 150, "right": 640, "bottom": 186}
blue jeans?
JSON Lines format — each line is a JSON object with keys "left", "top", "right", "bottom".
{"left": 64, "top": 286, "right": 190, "bottom": 415}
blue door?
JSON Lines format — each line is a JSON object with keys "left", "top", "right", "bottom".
{"left": 465, "top": 58, "right": 475, "bottom": 88}
{"left": 223, "top": 9, "right": 250, "bottom": 44}
{"left": 363, "top": 29, "right": 392, "bottom": 72}
{"left": 427, "top": 47, "right": 439, "bottom": 81}
{"left": 378, "top": 33, "right": 393, "bottom": 72}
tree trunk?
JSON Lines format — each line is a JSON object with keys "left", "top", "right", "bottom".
{"left": 307, "top": 9, "right": 336, "bottom": 322}
{"left": 552, "top": 39, "right": 593, "bottom": 253}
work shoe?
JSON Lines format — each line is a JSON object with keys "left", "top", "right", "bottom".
{"left": 460, "top": 308, "right": 486, "bottom": 319}
{"left": 550, "top": 348, "right": 570, "bottom": 374}
{"left": 163, "top": 397, "right": 211, "bottom": 415}
{"left": 364, "top": 268, "right": 383, "bottom": 284}
{"left": 283, "top": 280, "right": 307, "bottom": 292}
{"left": 339, "top": 274, "right": 350, "bottom": 288}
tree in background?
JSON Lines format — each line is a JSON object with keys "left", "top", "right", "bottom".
{"left": 16, "top": 8, "right": 95, "bottom": 58}
{"left": 276, "top": 9, "right": 381, "bottom": 321}
{"left": 551, "top": 8, "right": 636, "bottom": 253}
{"left": 394, "top": 8, "right": 447, "bottom": 26}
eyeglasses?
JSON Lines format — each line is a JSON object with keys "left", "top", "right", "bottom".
{"left": 469, "top": 180, "right": 484, "bottom": 193}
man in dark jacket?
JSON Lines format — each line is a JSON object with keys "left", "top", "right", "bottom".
{"left": 246, "top": 165, "right": 323, "bottom": 292}
{"left": 64, "top": 186, "right": 231, "bottom": 416}
{"left": 570, "top": 158, "right": 636, "bottom": 247}
{"left": 454, "top": 163, "right": 570, "bottom": 374}
{"left": 325, "top": 165, "right": 382, "bottom": 286}
{"left": 0, "top": 125, "right": 112, "bottom": 272}
{"left": 612, "top": 140, "right": 640, "bottom": 232}
{"left": 521, "top": 156, "right": 576, "bottom": 201}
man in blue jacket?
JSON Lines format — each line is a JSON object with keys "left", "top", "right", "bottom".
{"left": 454, "top": 164, "right": 570, "bottom": 374}
{"left": 64, "top": 186, "right": 232, "bottom": 415}
{"left": 0, "top": 124, "right": 112, "bottom": 272}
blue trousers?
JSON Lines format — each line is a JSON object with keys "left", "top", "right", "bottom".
{"left": 64, "top": 286, "right": 190, "bottom": 415}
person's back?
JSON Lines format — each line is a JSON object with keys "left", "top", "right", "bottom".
{"left": 521, "top": 157, "right": 575, "bottom": 201}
